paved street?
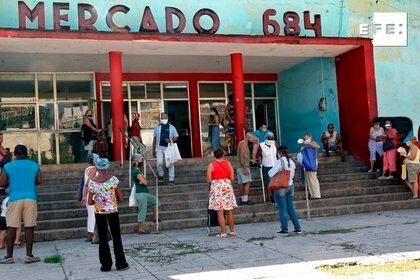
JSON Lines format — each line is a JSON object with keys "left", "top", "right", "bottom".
{"left": 1, "top": 209, "right": 420, "bottom": 280}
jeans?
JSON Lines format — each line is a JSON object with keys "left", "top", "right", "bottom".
{"left": 210, "top": 125, "right": 220, "bottom": 151}
{"left": 156, "top": 146, "right": 175, "bottom": 181}
{"left": 95, "top": 212, "right": 128, "bottom": 270}
{"left": 274, "top": 185, "right": 301, "bottom": 232}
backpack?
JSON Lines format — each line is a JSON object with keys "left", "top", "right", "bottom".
{"left": 302, "top": 146, "right": 317, "bottom": 171}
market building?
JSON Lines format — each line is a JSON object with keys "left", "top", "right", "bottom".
{"left": 0, "top": 0, "right": 417, "bottom": 164}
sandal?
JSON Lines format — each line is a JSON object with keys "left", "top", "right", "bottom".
{"left": 216, "top": 233, "right": 228, "bottom": 238}
{"left": 24, "top": 256, "right": 41, "bottom": 264}
{"left": 0, "top": 257, "right": 15, "bottom": 264}
{"left": 228, "top": 232, "right": 238, "bottom": 237}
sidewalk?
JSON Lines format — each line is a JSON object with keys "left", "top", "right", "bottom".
{"left": 1, "top": 209, "right": 420, "bottom": 280}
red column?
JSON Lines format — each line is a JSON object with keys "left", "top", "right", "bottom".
{"left": 230, "top": 53, "right": 246, "bottom": 143}
{"left": 109, "top": 51, "right": 126, "bottom": 161}
{"left": 188, "top": 80, "right": 202, "bottom": 157}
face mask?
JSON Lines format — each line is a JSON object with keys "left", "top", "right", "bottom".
{"left": 406, "top": 141, "right": 412, "bottom": 147}
{"left": 161, "top": 119, "right": 168, "bottom": 125}
{"left": 385, "top": 125, "right": 391, "bottom": 129}
{"left": 261, "top": 128, "right": 267, "bottom": 133}
{"left": 210, "top": 112, "right": 215, "bottom": 116}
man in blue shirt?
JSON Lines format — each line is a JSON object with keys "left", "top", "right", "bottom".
{"left": 0, "top": 145, "right": 42, "bottom": 264}
{"left": 254, "top": 123, "right": 271, "bottom": 143}
{"left": 152, "top": 113, "right": 179, "bottom": 186}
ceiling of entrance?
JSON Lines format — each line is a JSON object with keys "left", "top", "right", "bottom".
{"left": 0, "top": 37, "right": 357, "bottom": 72}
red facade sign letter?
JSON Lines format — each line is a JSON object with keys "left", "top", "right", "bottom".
{"left": 193, "top": 8, "right": 220, "bottom": 34}
{"left": 78, "top": 4, "right": 98, "bottom": 31}
{"left": 139, "top": 6, "right": 159, "bottom": 32}
{"left": 106, "top": 5, "right": 131, "bottom": 32}
{"left": 18, "top": 1, "right": 45, "bottom": 29}
{"left": 303, "top": 11, "right": 322, "bottom": 37}
{"left": 165, "top": 7, "right": 186, "bottom": 34}
{"left": 53, "top": 2, "right": 70, "bottom": 31}
{"left": 262, "top": 9, "right": 280, "bottom": 36}
{"left": 283, "top": 11, "right": 300, "bottom": 36}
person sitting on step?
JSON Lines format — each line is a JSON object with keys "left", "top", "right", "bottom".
{"left": 321, "top": 123, "right": 345, "bottom": 162}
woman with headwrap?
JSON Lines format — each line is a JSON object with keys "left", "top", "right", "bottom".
{"left": 88, "top": 158, "right": 129, "bottom": 272}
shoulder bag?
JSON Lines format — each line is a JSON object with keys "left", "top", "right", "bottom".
{"left": 268, "top": 158, "right": 290, "bottom": 190}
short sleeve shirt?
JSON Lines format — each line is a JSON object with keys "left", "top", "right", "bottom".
{"left": 132, "top": 168, "right": 149, "bottom": 194}
{"left": 88, "top": 176, "right": 119, "bottom": 214}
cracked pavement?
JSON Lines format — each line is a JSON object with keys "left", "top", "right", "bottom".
{"left": 1, "top": 208, "right": 420, "bottom": 279}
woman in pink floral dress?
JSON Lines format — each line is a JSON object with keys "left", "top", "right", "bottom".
{"left": 207, "top": 148, "right": 237, "bottom": 238}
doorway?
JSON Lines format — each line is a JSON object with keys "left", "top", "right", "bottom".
{"left": 164, "top": 100, "right": 192, "bottom": 158}
{"left": 254, "top": 99, "right": 278, "bottom": 140}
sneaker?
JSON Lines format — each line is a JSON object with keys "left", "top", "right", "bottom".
{"left": 378, "top": 175, "right": 387, "bottom": 180}
{"left": 168, "top": 181, "right": 175, "bottom": 186}
{"left": 386, "top": 175, "right": 394, "bottom": 179}
{"left": 367, "top": 169, "right": 374, "bottom": 173}
{"left": 294, "top": 229, "right": 303, "bottom": 234}
{"left": 0, "top": 257, "right": 14, "bottom": 264}
{"left": 376, "top": 169, "right": 381, "bottom": 173}
{"left": 158, "top": 176, "right": 164, "bottom": 183}
{"left": 239, "top": 200, "right": 247, "bottom": 206}
{"left": 24, "top": 256, "right": 41, "bottom": 264}
{"left": 276, "top": 230, "right": 288, "bottom": 234}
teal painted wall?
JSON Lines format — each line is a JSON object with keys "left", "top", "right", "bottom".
{"left": 278, "top": 58, "right": 339, "bottom": 152}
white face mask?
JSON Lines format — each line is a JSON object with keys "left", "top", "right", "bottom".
{"left": 385, "top": 124, "right": 391, "bottom": 129}
{"left": 161, "top": 119, "right": 168, "bottom": 125}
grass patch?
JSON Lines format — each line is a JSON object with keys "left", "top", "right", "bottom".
{"left": 337, "top": 242, "right": 358, "bottom": 251}
{"left": 314, "top": 228, "right": 356, "bottom": 235}
{"left": 125, "top": 241, "right": 216, "bottom": 263}
{"left": 317, "top": 259, "right": 420, "bottom": 276}
{"left": 247, "top": 236, "right": 276, "bottom": 243}
{"left": 44, "top": 255, "right": 62, "bottom": 264}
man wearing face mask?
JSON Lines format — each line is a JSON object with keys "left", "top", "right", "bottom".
{"left": 301, "top": 134, "right": 321, "bottom": 199}
{"left": 152, "top": 113, "right": 179, "bottom": 186}
{"left": 254, "top": 124, "right": 271, "bottom": 143}
{"left": 258, "top": 132, "right": 279, "bottom": 203}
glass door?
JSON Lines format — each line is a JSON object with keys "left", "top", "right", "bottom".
{"left": 254, "top": 99, "right": 278, "bottom": 139}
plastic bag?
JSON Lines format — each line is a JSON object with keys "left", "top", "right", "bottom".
{"left": 164, "top": 142, "right": 182, "bottom": 168}
{"left": 129, "top": 186, "right": 137, "bottom": 207}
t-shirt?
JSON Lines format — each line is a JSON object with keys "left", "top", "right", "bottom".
{"left": 254, "top": 130, "right": 270, "bottom": 143}
{"left": 132, "top": 168, "right": 148, "bottom": 194}
{"left": 4, "top": 159, "right": 39, "bottom": 203}
{"left": 88, "top": 176, "right": 119, "bottom": 214}
{"left": 159, "top": 124, "right": 170, "bottom": 147}
{"left": 1, "top": 196, "right": 9, "bottom": 217}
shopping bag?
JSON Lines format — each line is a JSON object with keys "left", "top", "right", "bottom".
{"left": 302, "top": 147, "right": 318, "bottom": 171}
{"left": 268, "top": 159, "right": 290, "bottom": 190}
{"left": 129, "top": 186, "right": 137, "bottom": 207}
{"left": 164, "top": 142, "right": 182, "bottom": 168}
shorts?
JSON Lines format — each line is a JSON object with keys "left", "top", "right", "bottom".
{"left": 6, "top": 199, "right": 38, "bottom": 228}
{"left": 0, "top": 217, "right": 6, "bottom": 230}
{"left": 237, "top": 168, "right": 252, "bottom": 184}
{"left": 406, "top": 163, "right": 420, "bottom": 183}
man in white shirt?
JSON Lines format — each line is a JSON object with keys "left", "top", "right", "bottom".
{"left": 258, "top": 132, "right": 278, "bottom": 203}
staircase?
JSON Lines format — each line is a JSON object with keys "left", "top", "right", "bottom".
{"left": 34, "top": 154, "right": 420, "bottom": 241}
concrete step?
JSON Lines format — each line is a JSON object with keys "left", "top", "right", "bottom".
{"left": 34, "top": 198, "right": 420, "bottom": 242}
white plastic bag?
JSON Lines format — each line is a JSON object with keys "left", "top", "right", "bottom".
{"left": 128, "top": 186, "right": 137, "bottom": 207}
{"left": 164, "top": 142, "right": 182, "bottom": 168}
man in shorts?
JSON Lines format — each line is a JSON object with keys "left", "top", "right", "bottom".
{"left": 237, "top": 133, "right": 257, "bottom": 205}
{"left": 321, "top": 123, "right": 345, "bottom": 162}
{"left": 0, "top": 145, "right": 42, "bottom": 264}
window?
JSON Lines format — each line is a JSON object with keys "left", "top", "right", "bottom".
{"left": 38, "top": 74, "right": 54, "bottom": 101}
{"left": 59, "top": 132, "right": 84, "bottom": 163}
{"left": 130, "top": 84, "right": 146, "bottom": 99}
{"left": 146, "top": 83, "right": 161, "bottom": 99}
{"left": 56, "top": 74, "right": 93, "bottom": 100}
{"left": 0, "top": 105, "right": 36, "bottom": 130}
{"left": 254, "top": 83, "right": 276, "bottom": 97}
{"left": 58, "top": 102, "right": 88, "bottom": 129}
{"left": 199, "top": 83, "right": 225, "bottom": 98}
{"left": 140, "top": 102, "right": 160, "bottom": 129}
{"left": 163, "top": 83, "right": 188, "bottom": 99}
{"left": 39, "top": 132, "right": 57, "bottom": 164}
{"left": 0, "top": 74, "right": 35, "bottom": 102}
{"left": 39, "top": 103, "right": 55, "bottom": 130}
{"left": 226, "top": 83, "right": 252, "bottom": 98}
{"left": 1, "top": 132, "right": 38, "bottom": 162}
{"left": 101, "top": 83, "right": 128, "bottom": 100}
